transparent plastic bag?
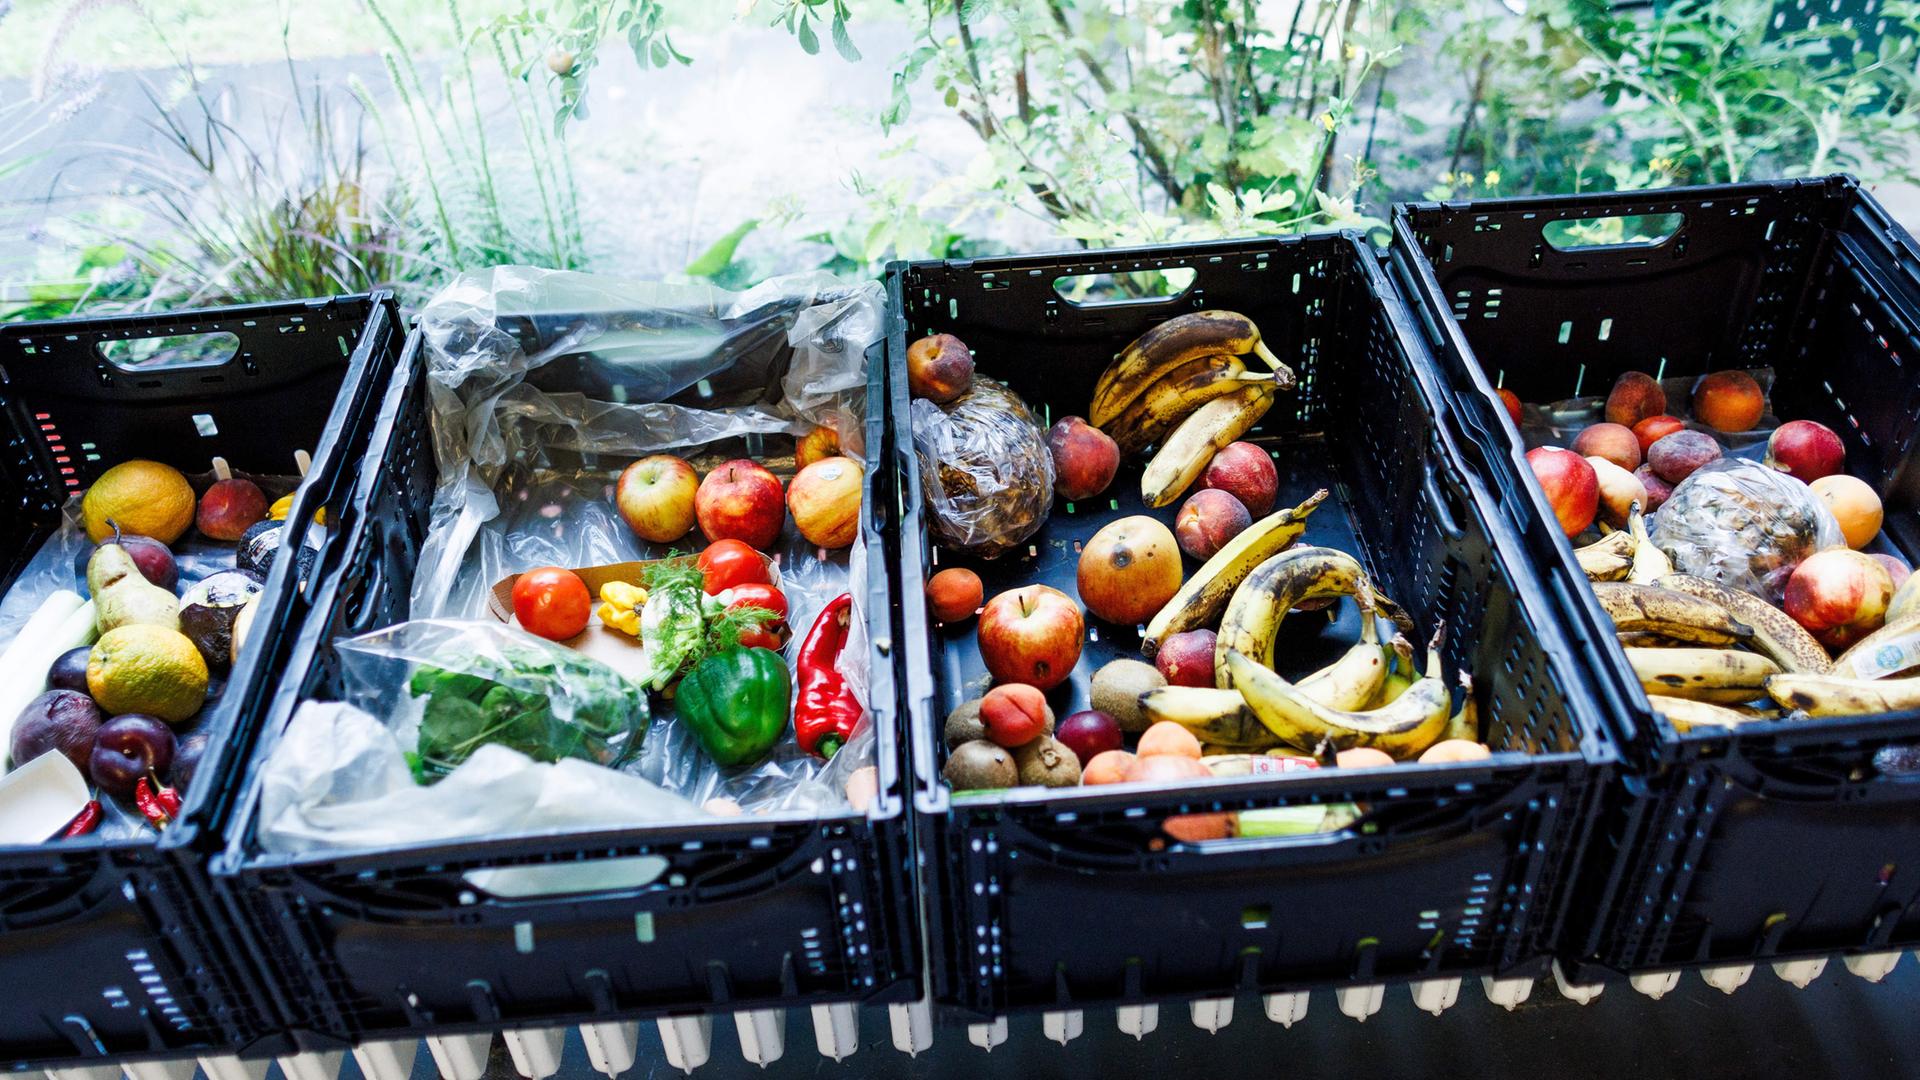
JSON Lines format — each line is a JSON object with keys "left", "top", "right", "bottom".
{"left": 911, "top": 376, "right": 1054, "bottom": 558}
{"left": 397, "top": 266, "right": 884, "bottom": 819}
{"left": 1651, "top": 457, "right": 1846, "bottom": 602}
{"left": 335, "top": 619, "right": 651, "bottom": 781}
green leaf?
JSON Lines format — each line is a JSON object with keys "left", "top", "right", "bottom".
{"left": 961, "top": 0, "right": 994, "bottom": 24}
{"left": 831, "top": 14, "right": 861, "bottom": 61}
{"left": 943, "top": 86, "right": 960, "bottom": 108}
{"left": 685, "top": 218, "right": 761, "bottom": 278}
{"left": 796, "top": 16, "right": 820, "bottom": 54}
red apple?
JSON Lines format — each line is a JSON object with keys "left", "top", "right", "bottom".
{"left": 796, "top": 425, "right": 841, "bottom": 472}
{"left": 977, "top": 585, "right": 1084, "bottom": 690}
{"left": 1526, "top": 447, "right": 1599, "bottom": 537}
{"left": 1200, "top": 441, "right": 1279, "bottom": 516}
{"left": 1572, "top": 422, "right": 1641, "bottom": 471}
{"left": 1765, "top": 419, "right": 1845, "bottom": 482}
{"left": 787, "top": 456, "right": 864, "bottom": 549}
{"left": 616, "top": 455, "right": 698, "bottom": 543}
{"left": 1632, "top": 415, "right": 1686, "bottom": 455}
{"left": 1046, "top": 416, "right": 1120, "bottom": 502}
{"left": 695, "top": 459, "right": 785, "bottom": 551}
{"left": 1174, "top": 489, "right": 1251, "bottom": 560}
{"left": 1871, "top": 554, "right": 1911, "bottom": 593}
{"left": 1784, "top": 548, "right": 1893, "bottom": 650}
{"left": 1496, "top": 387, "right": 1523, "bottom": 427}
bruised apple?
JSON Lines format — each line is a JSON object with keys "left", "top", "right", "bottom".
{"left": 978, "top": 585, "right": 1083, "bottom": 690}
{"left": 1784, "top": 549, "right": 1893, "bottom": 650}
{"left": 1077, "top": 516, "right": 1183, "bottom": 625}
{"left": 787, "top": 456, "right": 864, "bottom": 549}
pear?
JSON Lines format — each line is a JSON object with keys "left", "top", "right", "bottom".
{"left": 88, "top": 542, "right": 180, "bottom": 634}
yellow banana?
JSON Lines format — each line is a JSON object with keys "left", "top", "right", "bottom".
{"left": 1092, "top": 310, "right": 1295, "bottom": 425}
{"left": 1652, "top": 696, "right": 1769, "bottom": 733}
{"left": 1297, "top": 603, "right": 1388, "bottom": 711}
{"left": 1225, "top": 628, "right": 1451, "bottom": 760}
{"left": 1142, "top": 489, "right": 1328, "bottom": 655}
{"left": 1576, "top": 530, "right": 1636, "bottom": 582}
{"left": 1766, "top": 671, "right": 1920, "bottom": 717}
{"left": 1445, "top": 672, "right": 1477, "bottom": 742}
{"left": 1139, "top": 686, "right": 1280, "bottom": 749}
{"left": 1100, "top": 353, "right": 1276, "bottom": 455}
{"left": 1655, "top": 573, "right": 1831, "bottom": 675}
{"left": 1625, "top": 646, "right": 1780, "bottom": 703}
{"left": 1626, "top": 503, "right": 1673, "bottom": 586}
{"left": 1590, "top": 582, "right": 1754, "bottom": 646}
{"left": 1141, "top": 382, "right": 1278, "bottom": 508}
{"left": 1214, "top": 546, "right": 1374, "bottom": 689}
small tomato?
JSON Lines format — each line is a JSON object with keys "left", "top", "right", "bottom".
{"left": 698, "top": 539, "right": 773, "bottom": 594}
{"left": 721, "top": 582, "right": 788, "bottom": 622}
{"left": 512, "top": 567, "right": 591, "bottom": 641}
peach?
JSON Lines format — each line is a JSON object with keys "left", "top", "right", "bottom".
{"left": 1077, "top": 516, "right": 1183, "bottom": 625}
{"left": 1496, "top": 387, "right": 1523, "bottom": 427}
{"left": 1335, "top": 747, "right": 1395, "bottom": 769}
{"left": 1871, "top": 554, "right": 1911, "bottom": 593}
{"left": 1632, "top": 415, "right": 1686, "bottom": 454}
{"left": 1765, "top": 419, "right": 1844, "bottom": 482}
{"left": 1810, "top": 474, "right": 1882, "bottom": 549}
{"left": 1692, "top": 370, "right": 1766, "bottom": 432}
{"left": 927, "top": 567, "right": 984, "bottom": 623}
{"left": 906, "top": 333, "right": 975, "bottom": 403}
{"left": 1135, "top": 721, "right": 1203, "bottom": 760}
{"left": 1174, "top": 489, "right": 1251, "bottom": 560}
{"left": 1785, "top": 548, "right": 1892, "bottom": 650}
{"left": 196, "top": 478, "right": 269, "bottom": 541}
{"left": 1606, "top": 371, "right": 1667, "bottom": 429}
{"left": 696, "top": 459, "right": 785, "bottom": 551}
{"left": 1572, "top": 422, "right": 1642, "bottom": 471}
{"left": 1046, "top": 416, "right": 1120, "bottom": 502}
{"left": 980, "top": 683, "right": 1051, "bottom": 748}
{"left": 796, "top": 425, "right": 841, "bottom": 471}
{"left": 1419, "top": 740, "right": 1492, "bottom": 764}
{"left": 1154, "top": 629, "right": 1217, "bottom": 688}
{"left": 1082, "top": 749, "right": 1136, "bottom": 785}
{"left": 1647, "top": 430, "right": 1722, "bottom": 484}
{"left": 1200, "top": 441, "right": 1278, "bottom": 516}
{"left": 1635, "top": 465, "right": 1675, "bottom": 512}
{"left": 1526, "top": 446, "right": 1598, "bottom": 537}
{"left": 1587, "top": 456, "right": 1648, "bottom": 529}
{"left": 787, "top": 455, "right": 864, "bottom": 549}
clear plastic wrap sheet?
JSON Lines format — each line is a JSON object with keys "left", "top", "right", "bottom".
{"left": 0, "top": 474, "right": 307, "bottom": 842}
{"left": 910, "top": 375, "right": 1055, "bottom": 558}
{"left": 386, "top": 267, "right": 883, "bottom": 824}
{"left": 1651, "top": 458, "right": 1846, "bottom": 603}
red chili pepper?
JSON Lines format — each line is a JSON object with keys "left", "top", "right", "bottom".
{"left": 135, "top": 776, "right": 182, "bottom": 830}
{"left": 60, "top": 800, "right": 102, "bottom": 838}
{"left": 794, "top": 594, "right": 862, "bottom": 759}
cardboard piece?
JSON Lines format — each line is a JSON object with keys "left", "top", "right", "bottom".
{"left": 487, "top": 561, "right": 666, "bottom": 682}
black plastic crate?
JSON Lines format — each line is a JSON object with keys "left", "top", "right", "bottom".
{"left": 0, "top": 295, "right": 406, "bottom": 1067}
{"left": 1391, "top": 175, "right": 1920, "bottom": 978}
{"left": 889, "top": 233, "right": 1619, "bottom": 1017}
{"left": 212, "top": 299, "right": 918, "bottom": 1048}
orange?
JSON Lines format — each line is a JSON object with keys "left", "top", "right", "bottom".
{"left": 81, "top": 460, "right": 195, "bottom": 544}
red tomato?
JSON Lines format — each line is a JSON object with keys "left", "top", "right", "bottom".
{"left": 736, "top": 625, "right": 784, "bottom": 651}
{"left": 721, "top": 583, "right": 788, "bottom": 622}
{"left": 512, "top": 567, "right": 591, "bottom": 641}
{"left": 698, "top": 539, "right": 773, "bottom": 594}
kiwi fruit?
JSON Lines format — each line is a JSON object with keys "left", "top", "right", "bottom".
{"left": 1013, "top": 736, "right": 1081, "bottom": 788}
{"left": 1090, "top": 659, "right": 1165, "bottom": 733}
{"left": 943, "top": 739, "right": 1017, "bottom": 791}
{"left": 945, "top": 698, "right": 987, "bottom": 748}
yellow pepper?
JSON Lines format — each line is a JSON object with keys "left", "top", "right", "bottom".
{"left": 597, "top": 581, "right": 648, "bottom": 637}
{"left": 267, "top": 493, "right": 325, "bottom": 526}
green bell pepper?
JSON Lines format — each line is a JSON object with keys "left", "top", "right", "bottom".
{"left": 677, "top": 646, "right": 790, "bottom": 767}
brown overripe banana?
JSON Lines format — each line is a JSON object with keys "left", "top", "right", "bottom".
{"left": 1099, "top": 354, "right": 1275, "bottom": 455}
{"left": 1626, "top": 647, "right": 1780, "bottom": 703}
{"left": 1576, "top": 530, "right": 1636, "bottom": 582}
{"left": 1296, "top": 603, "right": 1389, "bottom": 711}
{"left": 1139, "top": 686, "right": 1280, "bottom": 749}
{"left": 1142, "top": 489, "right": 1328, "bottom": 656}
{"left": 1141, "top": 382, "right": 1278, "bottom": 508}
{"left": 1091, "top": 310, "right": 1295, "bottom": 425}
{"left": 1590, "top": 582, "right": 1754, "bottom": 646}
{"left": 1655, "top": 573, "right": 1832, "bottom": 674}
{"left": 1766, "top": 671, "right": 1920, "bottom": 717}
{"left": 1215, "top": 546, "right": 1374, "bottom": 688}
{"left": 1652, "top": 696, "right": 1770, "bottom": 733}
{"left": 1225, "top": 627, "right": 1451, "bottom": 760}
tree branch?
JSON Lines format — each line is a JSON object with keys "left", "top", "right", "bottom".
{"left": 1046, "top": 0, "right": 1183, "bottom": 204}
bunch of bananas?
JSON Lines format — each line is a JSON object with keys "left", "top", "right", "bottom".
{"left": 1577, "top": 501, "right": 1920, "bottom": 728}
{"left": 1139, "top": 545, "right": 1468, "bottom": 761}
{"left": 1090, "top": 311, "right": 1298, "bottom": 508}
